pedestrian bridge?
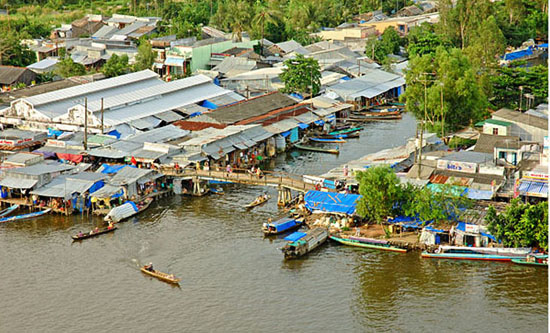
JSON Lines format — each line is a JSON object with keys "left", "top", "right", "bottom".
{"left": 161, "top": 167, "right": 316, "bottom": 193}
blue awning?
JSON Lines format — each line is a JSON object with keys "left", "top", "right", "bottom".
{"left": 314, "top": 119, "right": 325, "bottom": 126}
{"left": 281, "top": 130, "right": 291, "bottom": 137}
{"left": 518, "top": 180, "right": 548, "bottom": 198}
{"left": 480, "top": 231, "right": 497, "bottom": 241}
{"left": 425, "top": 226, "right": 446, "bottom": 233}
{"left": 165, "top": 57, "right": 185, "bottom": 66}
{"left": 298, "top": 123, "right": 309, "bottom": 129}
{"left": 284, "top": 231, "right": 307, "bottom": 242}
{"left": 467, "top": 188, "right": 493, "bottom": 200}
{"left": 304, "top": 190, "right": 361, "bottom": 215}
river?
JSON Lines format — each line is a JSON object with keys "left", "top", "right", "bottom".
{"left": 0, "top": 113, "right": 547, "bottom": 332}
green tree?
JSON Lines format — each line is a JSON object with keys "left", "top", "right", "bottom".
{"left": 403, "top": 46, "right": 487, "bottom": 133}
{"left": 381, "top": 26, "right": 401, "bottom": 55}
{"left": 490, "top": 65, "right": 548, "bottom": 109}
{"left": 486, "top": 199, "right": 548, "bottom": 251}
{"left": 101, "top": 54, "right": 130, "bottom": 78}
{"left": 55, "top": 57, "right": 86, "bottom": 78}
{"left": 252, "top": 3, "right": 281, "bottom": 54}
{"left": 0, "top": 32, "right": 36, "bottom": 66}
{"left": 355, "top": 166, "right": 401, "bottom": 223}
{"left": 407, "top": 24, "right": 451, "bottom": 58}
{"left": 133, "top": 40, "right": 156, "bottom": 71}
{"left": 279, "top": 54, "right": 321, "bottom": 96}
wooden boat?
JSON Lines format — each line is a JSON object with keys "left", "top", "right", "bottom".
{"left": 421, "top": 245, "right": 532, "bottom": 261}
{"left": 105, "top": 198, "right": 153, "bottom": 223}
{"left": 318, "top": 132, "right": 360, "bottom": 139}
{"left": 209, "top": 187, "right": 225, "bottom": 195}
{"left": 511, "top": 254, "right": 548, "bottom": 267}
{"left": 328, "top": 126, "right": 363, "bottom": 136}
{"left": 349, "top": 114, "right": 402, "bottom": 121}
{"left": 0, "top": 208, "right": 51, "bottom": 224}
{"left": 262, "top": 217, "right": 303, "bottom": 235}
{"left": 282, "top": 228, "right": 328, "bottom": 259}
{"left": 309, "top": 137, "right": 347, "bottom": 143}
{"left": 0, "top": 204, "right": 19, "bottom": 218}
{"left": 72, "top": 226, "right": 117, "bottom": 240}
{"left": 141, "top": 266, "right": 180, "bottom": 284}
{"left": 329, "top": 234, "right": 408, "bottom": 253}
{"left": 352, "top": 110, "right": 401, "bottom": 116}
{"left": 295, "top": 144, "right": 339, "bottom": 154}
{"left": 244, "top": 194, "right": 270, "bottom": 208}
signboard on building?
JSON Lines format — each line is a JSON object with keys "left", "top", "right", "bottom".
{"left": 436, "top": 160, "right": 477, "bottom": 174}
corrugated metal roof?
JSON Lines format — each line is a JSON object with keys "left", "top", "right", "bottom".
{"left": 86, "top": 74, "right": 211, "bottom": 112}
{"left": 0, "top": 177, "right": 38, "bottom": 189}
{"left": 90, "top": 184, "right": 123, "bottom": 198}
{"left": 121, "top": 125, "right": 189, "bottom": 144}
{"left": 327, "top": 68, "right": 404, "bottom": 101}
{"left": 4, "top": 162, "right": 74, "bottom": 176}
{"left": 154, "top": 110, "right": 183, "bottom": 123}
{"left": 294, "top": 112, "right": 319, "bottom": 124}
{"left": 26, "top": 70, "right": 159, "bottom": 108}
{"left": 130, "top": 148, "right": 169, "bottom": 161}
{"left": 128, "top": 116, "right": 162, "bottom": 130}
{"left": 27, "top": 58, "right": 58, "bottom": 70}
{"left": 110, "top": 167, "right": 154, "bottom": 185}
{"left": 88, "top": 148, "right": 127, "bottom": 159}
{"left": 3, "top": 152, "right": 43, "bottom": 166}
{"left": 92, "top": 25, "right": 118, "bottom": 39}
{"left": 175, "top": 103, "right": 209, "bottom": 116}
{"left": 31, "top": 174, "right": 101, "bottom": 198}
{"left": 263, "top": 118, "right": 300, "bottom": 134}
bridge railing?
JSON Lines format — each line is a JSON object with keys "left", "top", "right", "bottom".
{"left": 161, "top": 166, "right": 314, "bottom": 191}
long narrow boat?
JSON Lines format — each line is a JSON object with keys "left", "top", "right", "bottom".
{"left": 0, "top": 204, "right": 19, "bottom": 218}
{"left": 104, "top": 198, "right": 153, "bottom": 223}
{"left": 209, "top": 187, "right": 225, "bottom": 195}
{"left": 511, "top": 254, "right": 548, "bottom": 267}
{"left": 329, "top": 234, "right": 408, "bottom": 253}
{"left": 295, "top": 144, "right": 339, "bottom": 154}
{"left": 72, "top": 226, "right": 118, "bottom": 240}
{"left": 317, "top": 132, "right": 360, "bottom": 139}
{"left": 421, "top": 245, "right": 532, "bottom": 261}
{"left": 349, "top": 114, "right": 402, "bottom": 121}
{"left": 352, "top": 110, "right": 401, "bottom": 116}
{"left": 309, "top": 137, "right": 347, "bottom": 143}
{"left": 141, "top": 266, "right": 180, "bottom": 284}
{"left": 0, "top": 208, "right": 51, "bottom": 224}
{"left": 244, "top": 195, "right": 270, "bottom": 209}
{"left": 281, "top": 228, "right": 328, "bottom": 259}
{"left": 262, "top": 217, "right": 303, "bottom": 235}
{"left": 328, "top": 126, "right": 363, "bottom": 136}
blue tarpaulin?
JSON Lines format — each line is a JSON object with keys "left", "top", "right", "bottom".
{"left": 480, "top": 231, "right": 497, "bottom": 242}
{"left": 88, "top": 180, "right": 105, "bottom": 194}
{"left": 213, "top": 77, "right": 220, "bottom": 86}
{"left": 326, "top": 114, "right": 336, "bottom": 121}
{"left": 467, "top": 188, "right": 493, "bottom": 200}
{"left": 304, "top": 190, "right": 361, "bottom": 215}
{"left": 503, "top": 47, "right": 533, "bottom": 61}
{"left": 425, "top": 226, "right": 446, "bottom": 233}
{"left": 298, "top": 123, "right": 309, "bottom": 129}
{"left": 100, "top": 164, "right": 128, "bottom": 174}
{"left": 314, "top": 119, "right": 325, "bottom": 126}
{"left": 284, "top": 231, "right": 307, "bottom": 242}
{"left": 189, "top": 111, "right": 202, "bottom": 118}
{"left": 107, "top": 129, "right": 121, "bottom": 139}
{"left": 200, "top": 100, "right": 218, "bottom": 109}
{"left": 341, "top": 76, "right": 351, "bottom": 81}
{"left": 281, "top": 130, "right": 290, "bottom": 137}
{"left": 47, "top": 128, "right": 63, "bottom": 137}
{"left": 289, "top": 127, "right": 299, "bottom": 143}
{"left": 270, "top": 217, "right": 298, "bottom": 232}
{"left": 538, "top": 43, "right": 548, "bottom": 48}
{"left": 290, "top": 93, "right": 304, "bottom": 100}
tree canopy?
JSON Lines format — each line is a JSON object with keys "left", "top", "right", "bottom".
{"left": 101, "top": 54, "right": 130, "bottom": 78}
{"left": 365, "top": 26, "right": 401, "bottom": 63}
{"left": 403, "top": 46, "right": 487, "bottom": 134}
{"left": 55, "top": 57, "right": 86, "bottom": 78}
{"left": 486, "top": 199, "right": 548, "bottom": 251}
{"left": 133, "top": 40, "right": 156, "bottom": 71}
{"left": 279, "top": 54, "right": 321, "bottom": 96}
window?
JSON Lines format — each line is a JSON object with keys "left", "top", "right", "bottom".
{"left": 498, "top": 151, "right": 506, "bottom": 159}
{"left": 492, "top": 127, "right": 499, "bottom": 135}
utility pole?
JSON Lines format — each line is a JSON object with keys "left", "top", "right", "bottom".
{"left": 100, "top": 97, "right": 104, "bottom": 134}
{"left": 84, "top": 98, "right": 88, "bottom": 150}
{"left": 357, "top": 59, "right": 361, "bottom": 77}
{"left": 519, "top": 86, "right": 523, "bottom": 111}
{"left": 417, "top": 79, "right": 426, "bottom": 179}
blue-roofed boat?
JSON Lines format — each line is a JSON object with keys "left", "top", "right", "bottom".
{"left": 329, "top": 234, "right": 408, "bottom": 253}
{"left": 0, "top": 208, "right": 51, "bottom": 224}
{"left": 281, "top": 228, "right": 328, "bottom": 259}
{"left": 421, "top": 245, "right": 532, "bottom": 262}
{"left": 262, "top": 216, "right": 303, "bottom": 235}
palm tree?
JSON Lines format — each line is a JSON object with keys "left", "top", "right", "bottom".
{"left": 252, "top": 5, "right": 281, "bottom": 55}
{"left": 227, "top": 0, "right": 252, "bottom": 42}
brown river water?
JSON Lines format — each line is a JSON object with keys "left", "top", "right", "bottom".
{"left": 0, "top": 114, "right": 547, "bottom": 332}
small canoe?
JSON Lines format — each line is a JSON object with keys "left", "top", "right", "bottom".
{"left": 141, "top": 266, "right": 180, "bottom": 284}
{"left": 295, "top": 144, "right": 339, "bottom": 154}
{"left": 309, "top": 137, "right": 347, "bottom": 143}
{"left": 329, "top": 235, "right": 408, "bottom": 253}
{"left": 0, "top": 204, "right": 19, "bottom": 218}
{"left": 317, "top": 132, "right": 360, "bottom": 139}
{"left": 328, "top": 127, "right": 363, "bottom": 136}
{"left": 72, "top": 226, "right": 117, "bottom": 240}
{"left": 210, "top": 187, "right": 225, "bottom": 195}
{"left": 245, "top": 195, "right": 270, "bottom": 208}
{"left": 0, "top": 208, "right": 51, "bottom": 224}
{"left": 511, "top": 258, "right": 548, "bottom": 267}
{"left": 352, "top": 110, "right": 401, "bottom": 116}
{"left": 348, "top": 114, "right": 402, "bottom": 121}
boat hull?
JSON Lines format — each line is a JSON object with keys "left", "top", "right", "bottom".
{"left": 140, "top": 267, "right": 180, "bottom": 284}
{"left": 511, "top": 259, "right": 548, "bottom": 267}
{"left": 0, "top": 208, "right": 51, "bottom": 224}
{"left": 282, "top": 228, "right": 328, "bottom": 259}
{"left": 244, "top": 196, "right": 270, "bottom": 209}
{"left": 329, "top": 235, "right": 407, "bottom": 253}
{"left": 263, "top": 223, "right": 302, "bottom": 236}
{"left": 421, "top": 252, "right": 522, "bottom": 261}
{"left": 295, "top": 144, "right": 339, "bottom": 154}
{"left": 72, "top": 227, "right": 117, "bottom": 240}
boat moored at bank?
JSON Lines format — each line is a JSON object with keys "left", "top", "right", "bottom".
{"left": 421, "top": 246, "right": 532, "bottom": 261}
{"left": 262, "top": 216, "right": 303, "bottom": 235}
{"left": 281, "top": 228, "right": 328, "bottom": 259}
{"left": 329, "top": 234, "right": 408, "bottom": 253}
